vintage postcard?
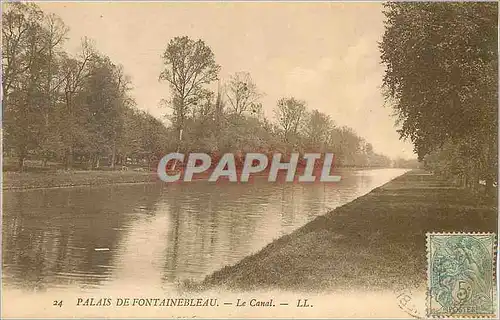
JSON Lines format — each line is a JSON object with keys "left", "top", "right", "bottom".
{"left": 1, "top": 1, "right": 498, "bottom": 319}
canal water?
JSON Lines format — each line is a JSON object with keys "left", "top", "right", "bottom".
{"left": 2, "top": 168, "right": 407, "bottom": 291}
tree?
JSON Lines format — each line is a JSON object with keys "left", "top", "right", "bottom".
{"left": 329, "top": 126, "right": 362, "bottom": 166}
{"left": 159, "top": 36, "right": 220, "bottom": 149}
{"left": 2, "top": 3, "right": 53, "bottom": 170}
{"left": 225, "top": 71, "right": 262, "bottom": 116}
{"left": 59, "top": 37, "right": 96, "bottom": 169}
{"left": 303, "top": 109, "right": 333, "bottom": 152}
{"left": 273, "top": 97, "right": 307, "bottom": 146}
{"left": 2, "top": 2, "right": 392, "bottom": 173}
{"left": 2, "top": 3, "right": 44, "bottom": 100}
{"left": 2, "top": 3, "right": 173, "bottom": 172}
{"left": 38, "top": 13, "right": 69, "bottom": 166}
{"left": 77, "top": 55, "right": 132, "bottom": 169}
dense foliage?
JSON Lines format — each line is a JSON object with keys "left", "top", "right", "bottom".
{"left": 2, "top": 3, "right": 170, "bottom": 170}
{"left": 2, "top": 2, "right": 392, "bottom": 172}
{"left": 380, "top": 2, "right": 498, "bottom": 192}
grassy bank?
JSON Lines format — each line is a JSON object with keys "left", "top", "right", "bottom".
{"left": 2, "top": 170, "right": 158, "bottom": 190}
{"left": 202, "top": 170, "right": 497, "bottom": 291}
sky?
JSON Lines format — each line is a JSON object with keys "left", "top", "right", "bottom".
{"left": 38, "top": 1, "right": 416, "bottom": 160}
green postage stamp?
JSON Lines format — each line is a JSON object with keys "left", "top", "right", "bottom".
{"left": 427, "top": 233, "right": 497, "bottom": 318}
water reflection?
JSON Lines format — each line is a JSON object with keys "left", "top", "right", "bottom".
{"left": 2, "top": 168, "right": 407, "bottom": 291}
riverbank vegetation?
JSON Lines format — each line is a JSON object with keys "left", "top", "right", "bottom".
{"left": 380, "top": 2, "right": 498, "bottom": 194}
{"left": 2, "top": 2, "right": 394, "bottom": 174}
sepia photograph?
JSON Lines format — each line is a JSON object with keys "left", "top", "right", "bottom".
{"left": 1, "top": 0, "right": 498, "bottom": 318}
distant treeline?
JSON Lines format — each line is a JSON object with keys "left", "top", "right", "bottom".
{"left": 380, "top": 2, "right": 497, "bottom": 193}
{"left": 392, "top": 158, "right": 421, "bottom": 170}
{"left": 2, "top": 2, "right": 393, "bottom": 172}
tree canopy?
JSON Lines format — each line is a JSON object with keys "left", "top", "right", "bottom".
{"left": 380, "top": 2, "right": 497, "bottom": 191}
{"left": 2, "top": 2, "right": 393, "bottom": 172}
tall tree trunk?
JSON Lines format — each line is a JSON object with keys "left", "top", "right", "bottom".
{"left": 67, "top": 147, "right": 74, "bottom": 170}
{"left": 87, "top": 155, "right": 93, "bottom": 170}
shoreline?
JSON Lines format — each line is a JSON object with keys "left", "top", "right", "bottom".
{"left": 2, "top": 171, "right": 159, "bottom": 191}
{"left": 2, "top": 166, "right": 402, "bottom": 191}
{"left": 199, "top": 169, "right": 497, "bottom": 292}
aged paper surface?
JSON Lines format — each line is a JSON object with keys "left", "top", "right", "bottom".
{"left": 1, "top": 1, "right": 498, "bottom": 319}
